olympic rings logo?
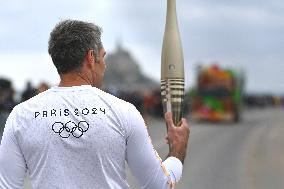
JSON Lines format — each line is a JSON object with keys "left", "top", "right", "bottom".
{"left": 52, "top": 121, "right": 89, "bottom": 138}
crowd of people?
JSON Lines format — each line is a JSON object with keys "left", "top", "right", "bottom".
{"left": 106, "top": 88, "right": 164, "bottom": 118}
{"left": 0, "top": 78, "right": 50, "bottom": 126}
{"left": 243, "top": 94, "right": 284, "bottom": 108}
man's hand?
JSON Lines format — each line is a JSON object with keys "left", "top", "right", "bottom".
{"left": 165, "top": 112, "right": 190, "bottom": 164}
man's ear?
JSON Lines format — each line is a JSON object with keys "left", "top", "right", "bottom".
{"left": 86, "top": 50, "right": 95, "bottom": 65}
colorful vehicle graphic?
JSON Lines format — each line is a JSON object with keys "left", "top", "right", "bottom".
{"left": 191, "top": 65, "right": 244, "bottom": 122}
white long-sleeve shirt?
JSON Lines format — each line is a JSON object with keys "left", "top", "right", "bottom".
{"left": 0, "top": 85, "right": 182, "bottom": 189}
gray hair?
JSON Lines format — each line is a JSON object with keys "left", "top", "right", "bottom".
{"left": 48, "top": 19, "right": 103, "bottom": 74}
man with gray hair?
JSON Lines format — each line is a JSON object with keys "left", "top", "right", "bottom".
{"left": 0, "top": 19, "right": 190, "bottom": 189}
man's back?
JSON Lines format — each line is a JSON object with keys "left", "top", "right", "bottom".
{"left": 2, "top": 85, "right": 134, "bottom": 189}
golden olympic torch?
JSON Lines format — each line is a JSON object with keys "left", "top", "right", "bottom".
{"left": 161, "top": 0, "right": 185, "bottom": 126}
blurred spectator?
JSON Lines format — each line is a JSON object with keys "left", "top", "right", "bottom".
{"left": 151, "top": 89, "right": 163, "bottom": 118}
{"left": 0, "top": 78, "right": 16, "bottom": 112}
{"left": 105, "top": 88, "right": 164, "bottom": 118}
{"left": 143, "top": 91, "right": 157, "bottom": 115}
{"left": 243, "top": 93, "right": 284, "bottom": 108}
{"left": 37, "top": 82, "right": 50, "bottom": 94}
{"left": 21, "top": 81, "right": 37, "bottom": 102}
{"left": 0, "top": 78, "right": 16, "bottom": 131}
{"left": 118, "top": 91, "right": 143, "bottom": 112}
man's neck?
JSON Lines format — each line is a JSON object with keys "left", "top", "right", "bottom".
{"left": 58, "top": 72, "right": 92, "bottom": 87}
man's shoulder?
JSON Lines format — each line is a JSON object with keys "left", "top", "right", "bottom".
{"left": 12, "top": 91, "right": 49, "bottom": 114}
{"left": 93, "top": 88, "right": 133, "bottom": 108}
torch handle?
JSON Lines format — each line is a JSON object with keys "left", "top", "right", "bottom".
{"left": 161, "top": 78, "right": 184, "bottom": 126}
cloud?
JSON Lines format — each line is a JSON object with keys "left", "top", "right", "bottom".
{"left": 0, "top": 53, "right": 59, "bottom": 90}
{"left": 0, "top": 0, "right": 98, "bottom": 53}
{"left": 181, "top": 3, "right": 284, "bottom": 27}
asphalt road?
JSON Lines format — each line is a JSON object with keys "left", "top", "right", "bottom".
{"left": 127, "top": 108, "right": 284, "bottom": 189}
{"left": 1, "top": 108, "right": 283, "bottom": 189}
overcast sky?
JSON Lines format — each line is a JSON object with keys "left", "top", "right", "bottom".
{"left": 0, "top": 0, "right": 283, "bottom": 94}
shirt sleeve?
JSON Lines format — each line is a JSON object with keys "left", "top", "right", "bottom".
{"left": 0, "top": 109, "right": 27, "bottom": 189}
{"left": 125, "top": 104, "right": 183, "bottom": 189}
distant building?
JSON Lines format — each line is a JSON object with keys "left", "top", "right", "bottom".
{"left": 103, "top": 43, "right": 158, "bottom": 92}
